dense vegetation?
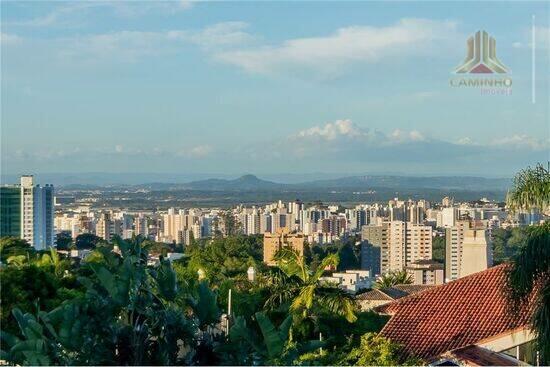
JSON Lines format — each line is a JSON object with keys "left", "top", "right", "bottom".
{"left": 2, "top": 164, "right": 546, "bottom": 365}
{"left": 505, "top": 163, "right": 550, "bottom": 363}
{"left": 0, "top": 235, "right": 418, "bottom": 365}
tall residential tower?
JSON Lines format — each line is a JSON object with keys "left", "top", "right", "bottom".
{"left": 20, "top": 175, "right": 55, "bottom": 250}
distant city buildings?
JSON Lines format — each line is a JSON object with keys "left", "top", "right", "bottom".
{"left": 405, "top": 259, "right": 444, "bottom": 285}
{"left": 263, "top": 228, "right": 305, "bottom": 265}
{"left": 320, "top": 270, "right": 372, "bottom": 293}
{"left": 361, "top": 221, "right": 432, "bottom": 275}
{"left": 36, "top": 184, "right": 545, "bottom": 284}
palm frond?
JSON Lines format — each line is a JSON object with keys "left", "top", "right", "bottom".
{"left": 312, "top": 253, "right": 339, "bottom": 282}
{"left": 506, "top": 222, "right": 550, "bottom": 362}
{"left": 506, "top": 163, "right": 550, "bottom": 213}
{"left": 316, "top": 286, "right": 357, "bottom": 323}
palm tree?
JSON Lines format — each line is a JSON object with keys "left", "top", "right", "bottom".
{"left": 38, "top": 248, "right": 69, "bottom": 277}
{"left": 265, "top": 248, "right": 357, "bottom": 323}
{"left": 374, "top": 270, "right": 413, "bottom": 289}
{"left": 506, "top": 163, "right": 550, "bottom": 214}
{"left": 505, "top": 163, "right": 550, "bottom": 363}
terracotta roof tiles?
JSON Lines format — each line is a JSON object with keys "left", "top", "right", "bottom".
{"left": 377, "top": 265, "right": 531, "bottom": 360}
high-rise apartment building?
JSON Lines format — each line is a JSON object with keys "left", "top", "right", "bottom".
{"left": 445, "top": 221, "right": 492, "bottom": 281}
{"left": 361, "top": 221, "right": 432, "bottom": 274}
{"left": 360, "top": 241, "right": 382, "bottom": 276}
{"left": 320, "top": 215, "right": 347, "bottom": 236}
{"left": 134, "top": 213, "right": 148, "bottom": 237}
{"left": 460, "top": 228, "right": 492, "bottom": 278}
{"left": 20, "top": 175, "right": 54, "bottom": 250}
{"left": 263, "top": 228, "right": 305, "bottom": 265}
{"left": 445, "top": 220, "right": 467, "bottom": 281}
{"left": 438, "top": 207, "right": 457, "bottom": 228}
{"left": 96, "top": 212, "right": 112, "bottom": 241}
{"left": 1, "top": 185, "right": 21, "bottom": 237}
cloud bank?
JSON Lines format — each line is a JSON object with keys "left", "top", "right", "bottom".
{"left": 4, "top": 119, "right": 546, "bottom": 176}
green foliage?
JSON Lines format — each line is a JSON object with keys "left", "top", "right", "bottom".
{"left": 222, "top": 311, "right": 324, "bottom": 365}
{"left": 1, "top": 234, "right": 401, "bottom": 366}
{"left": 374, "top": 270, "right": 413, "bottom": 289}
{"left": 74, "top": 233, "right": 102, "bottom": 250}
{"left": 143, "top": 238, "right": 174, "bottom": 256}
{"left": 506, "top": 162, "right": 550, "bottom": 213}
{"left": 0, "top": 264, "right": 82, "bottom": 335}
{"left": 1, "top": 238, "right": 199, "bottom": 365}
{"left": 506, "top": 163, "right": 550, "bottom": 363}
{"left": 339, "top": 332, "right": 422, "bottom": 366}
{"left": 506, "top": 222, "right": 550, "bottom": 363}
{"left": 432, "top": 235, "right": 445, "bottom": 263}
{"left": 268, "top": 248, "right": 357, "bottom": 324}
{"left": 0, "top": 237, "right": 34, "bottom": 263}
{"left": 492, "top": 227, "right": 528, "bottom": 264}
{"left": 308, "top": 240, "right": 360, "bottom": 272}
{"left": 55, "top": 231, "right": 73, "bottom": 251}
{"left": 189, "top": 281, "right": 220, "bottom": 329}
{"left": 220, "top": 210, "right": 242, "bottom": 236}
{"left": 317, "top": 311, "right": 389, "bottom": 349}
{"left": 185, "top": 235, "right": 264, "bottom": 283}
{"left": 218, "top": 279, "right": 266, "bottom": 321}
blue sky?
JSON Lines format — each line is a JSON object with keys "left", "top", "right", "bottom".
{"left": 1, "top": 1, "right": 549, "bottom": 178}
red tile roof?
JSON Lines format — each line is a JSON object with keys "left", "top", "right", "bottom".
{"left": 356, "top": 289, "right": 395, "bottom": 301}
{"left": 378, "top": 265, "right": 531, "bottom": 361}
{"left": 356, "top": 285, "right": 434, "bottom": 301}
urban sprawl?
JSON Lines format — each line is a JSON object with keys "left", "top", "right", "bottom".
{"left": 1, "top": 175, "right": 543, "bottom": 292}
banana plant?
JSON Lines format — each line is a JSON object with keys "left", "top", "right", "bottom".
{"left": 0, "top": 309, "right": 53, "bottom": 365}
{"left": 1, "top": 237, "right": 198, "bottom": 365}
{"left": 227, "top": 311, "right": 324, "bottom": 365}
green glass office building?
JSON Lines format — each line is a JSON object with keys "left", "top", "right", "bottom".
{"left": 1, "top": 186, "right": 21, "bottom": 237}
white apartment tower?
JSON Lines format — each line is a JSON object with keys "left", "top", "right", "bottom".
{"left": 20, "top": 175, "right": 54, "bottom": 250}
{"left": 361, "top": 221, "right": 432, "bottom": 274}
{"left": 445, "top": 221, "right": 492, "bottom": 281}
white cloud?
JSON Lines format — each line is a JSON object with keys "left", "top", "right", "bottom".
{"left": 0, "top": 32, "right": 21, "bottom": 45}
{"left": 56, "top": 22, "right": 253, "bottom": 64}
{"left": 5, "top": 18, "right": 459, "bottom": 73}
{"left": 456, "top": 137, "right": 475, "bottom": 145}
{"left": 215, "top": 18, "right": 459, "bottom": 76}
{"left": 58, "top": 31, "right": 170, "bottom": 63}
{"left": 296, "top": 119, "right": 365, "bottom": 140}
{"left": 490, "top": 134, "right": 549, "bottom": 150}
{"left": 5, "top": 2, "right": 193, "bottom": 27}
{"left": 178, "top": 145, "right": 213, "bottom": 158}
{"left": 168, "top": 22, "right": 255, "bottom": 50}
{"left": 457, "top": 134, "right": 549, "bottom": 151}
{"left": 284, "top": 119, "right": 548, "bottom": 166}
{"left": 294, "top": 119, "right": 424, "bottom": 145}
{"left": 109, "top": 1, "right": 194, "bottom": 17}
{"left": 389, "top": 129, "right": 426, "bottom": 143}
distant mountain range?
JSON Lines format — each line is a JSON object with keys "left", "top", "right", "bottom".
{"left": 2, "top": 173, "right": 511, "bottom": 192}
{"left": 151, "top": 174, "right": 510, "bottom": 192}
{"left": 183, "top": 174, "right": 285, "bottom": 191}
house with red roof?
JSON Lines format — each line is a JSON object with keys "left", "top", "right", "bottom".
{"left": 376, "top": 265, "right": 539, "bottom": 366}
{"left": 356, "top": 284, "right": 434, "bottom": 311}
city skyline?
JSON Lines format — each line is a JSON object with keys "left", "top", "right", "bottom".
{"left": 2, "top": 1, "right": 549, "bottom": 176}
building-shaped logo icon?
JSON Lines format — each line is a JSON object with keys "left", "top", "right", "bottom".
{"left": 455, "top": 30, "right": 508, "bottom": 74}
